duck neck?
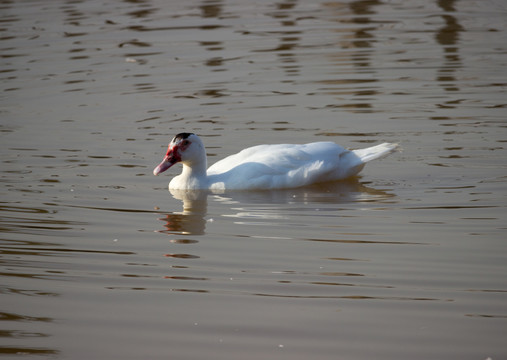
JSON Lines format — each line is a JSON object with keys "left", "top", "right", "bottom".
{"left": 180, "top": 157, "right": 208, "bottom": 189}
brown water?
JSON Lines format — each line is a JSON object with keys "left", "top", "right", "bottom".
{"left": 1, "top": 0, "right": 507, "bottom": 359}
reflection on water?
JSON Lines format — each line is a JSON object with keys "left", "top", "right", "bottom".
{"left": 435, "top": 0, "right": 463, "bottom": 93}
{"left": 156, "top": 180, "right": 398, "bottom": 298}
{"left": 1, "top": 0, "right": 507, "bottom": 358}
{"left": 158, "top": 190, "right": 208, "bottom": 235}
{"left": 200, "top": 0, "right": 223, "bottom": 19}
{"left": 158, "top": 179, "right": 393, "bottom": 235}
{"left": 261, "top": 0, "right": 302, "bottom": 77}
{"left": 154, "top": 181, "right": 449, "bottom": 305}
{"left": 0, "top": 203, "right": 71, "bottom": 357}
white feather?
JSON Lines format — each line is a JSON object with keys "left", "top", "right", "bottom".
{"left": 154, "top": 134, "right": 399, "bottom": 190}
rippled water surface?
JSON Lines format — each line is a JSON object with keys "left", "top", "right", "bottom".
{"left": 1, "top": 0, "right": 507, "bottom": 359}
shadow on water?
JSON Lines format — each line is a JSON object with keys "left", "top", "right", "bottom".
{"left": 156, "top": 178, "right": 395, "bottom": 235}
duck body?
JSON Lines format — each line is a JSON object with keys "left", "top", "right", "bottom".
{"left": 154, "top": 133, "right": 398, "bottom": 191}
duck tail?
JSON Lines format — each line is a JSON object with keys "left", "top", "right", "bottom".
{"left": 352, "top": 143, "right": 400, "bottom": 163}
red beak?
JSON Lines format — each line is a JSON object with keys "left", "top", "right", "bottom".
{"left": 153, "top": 146, "right": 180, "bottom": 175}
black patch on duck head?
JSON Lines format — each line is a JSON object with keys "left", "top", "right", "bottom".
{"left": 172, "top": 132, "right": 195, "bottom": 143}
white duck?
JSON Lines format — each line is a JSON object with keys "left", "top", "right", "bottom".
{"left": 153, "top": 133, "right": 398, "bottom": 190}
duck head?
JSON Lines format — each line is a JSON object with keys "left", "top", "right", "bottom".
{"left": 153, "top": 133, "right": 206, "bottom": 175}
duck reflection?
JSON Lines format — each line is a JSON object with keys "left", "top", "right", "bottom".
{"left": 157, "top": 190, "right": 208, "bottom": 235}
{"left": 156, "top": 179, "right": 394, "bottom": 235}
{"left": 212, "top": 178, "right": 392, "bottom": 205}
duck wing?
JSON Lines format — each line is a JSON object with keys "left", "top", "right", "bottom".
{"left": 207, "top": 142, "right": 360, "bottom": 190}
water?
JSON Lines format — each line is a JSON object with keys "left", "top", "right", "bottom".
{"left": 1, "top": 0, "right": 507, "bottom": 358}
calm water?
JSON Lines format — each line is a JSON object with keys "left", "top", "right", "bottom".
{"left": 1, "top": 0, "right": 507, "bottom": 358}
